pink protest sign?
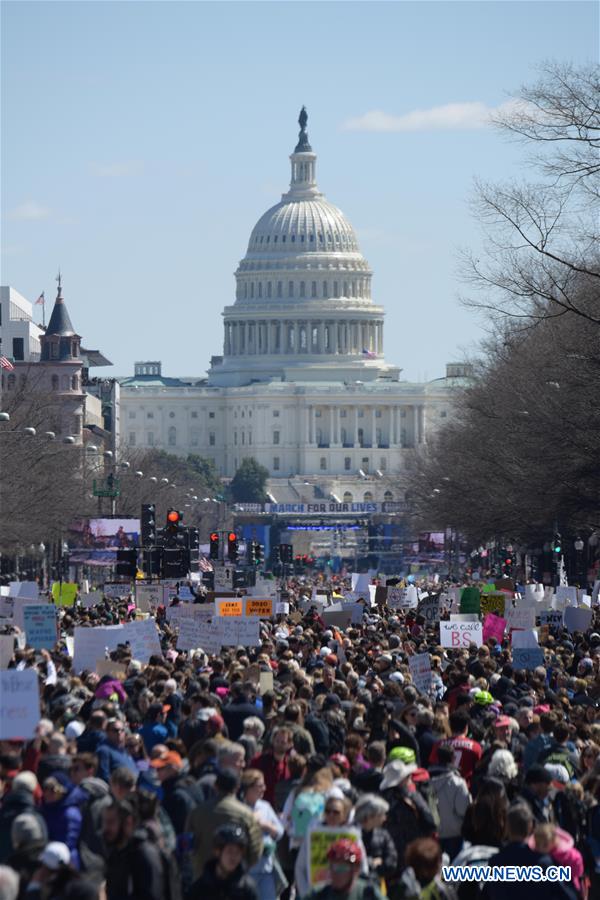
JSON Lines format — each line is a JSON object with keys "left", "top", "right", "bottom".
{"left": 482, "top": 612, "right": 506, "bottom": 644}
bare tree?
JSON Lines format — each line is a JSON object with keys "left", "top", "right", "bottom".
{"left": 462, "top": 61, "right": 600, "bottom": 328}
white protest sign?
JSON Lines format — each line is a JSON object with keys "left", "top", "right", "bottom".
{"left": 447, "top": 587, "right": 461, "bottom": 611}
{"left": 564, "top": 606, "right": 593, "bottom": 633}
{"left": 0, "top": 594, "right": 15, "bottom": 618}
{"left": 0, "top": 635, "right": 15, "bottom": 669}
{"left": 556, "top": 586, "right": 578, "bottom": 607}
{"left": 511, "top": 628, "right": 538, "bottom": 648}
{"left": 342, "top": 603, "right": 364, "bottom": 625}
{"left": 13, "top": 596, "right": 49, "bottom": 631}
{"left": 505, "top": 607, "right": 536, "bottom": 631}
{"left": 65, "top": 636, "right": 74, "bottom": 657}
{"left": 440, "top": 620, "right": 483, "bottom": 648}
{"left": 73, "top": 625, "right": 125, "bottom": 672}
{"left": 591, "top": 581, "right": 600, "bottom": 605}
{"left": 0, "top": 669, "right": 40, "bottom": 739}
{"left": 539, "top": 610, "right": 563, "bottom": 628}
{"left": 177, "top": 615, "right": 220, "bottom": 653}
{"left": 23, "top": 605, "right": 58, "bottom": 650}
{"left": 122, "top": 619, "right": 162, "bottom": 662}
{"left": 102, "top": 583, "right": 131, "bottom": 599}
{"left": 8, "top": 582, "right": 40, "bottom": 600}
{"left": 409, "top": 652, "right": 432, "bottom": 694}
{"left": 136, "top": 584, "right": 165, "bottom": 611}
{"left": 220, "top": 617, "right": 260, "bottom": 647}
{"left": 351, "top": 573, "right": 371, "bottom": 594}
{"left": 523, "top": 584, "right": 545, "bottom": 607}
{"left": 275, "top": 602, "right": 290, "bottom": 615}
{"left": 418, "top": 595, "right": 440, "bottom": 625}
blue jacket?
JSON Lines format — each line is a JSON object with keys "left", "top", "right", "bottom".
{"left": 96, "top": 743, "right": 138, "bottom": 783}
{"left": 138, "top": 722, "right": 169, "bottom": 753}
{"left": 41, "top": 785, "right": 87, "bottom": 869}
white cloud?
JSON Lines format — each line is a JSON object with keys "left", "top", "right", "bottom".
{"left": 8, "top": 201, "right": 51, "bottom": 220}
{"left": 89, "top": 161, "right": 144, "bottom": 177}
{"left": 342, "top": 100, "right": 520, "bottom": 133}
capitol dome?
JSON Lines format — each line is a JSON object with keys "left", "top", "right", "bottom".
{"left": 209, "top": 109, "right": 393, "bottom": 388}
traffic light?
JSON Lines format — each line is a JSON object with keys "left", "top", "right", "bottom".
{"left": 141, "top": 504, "right": 156, "bottom": 546}
{"left": 162, "top": 547, "right": 187, "bottom": 579}
{"left": 142, "top": 547, "right": 162, "bottom": 577}
{"left": 209, "top": 532, "right": 219, "bottom": 560}
{"left": 254, "top": 542, "right": 263, "bottom": 565}
{"left": 166, "top": 508, "right": 182, "bottom": 536}
{"left": 227, "top": 532, "right": 238, "bottom": 562}
{"left": 553, "top": 533, "right": 562, "bottom": 554}
{"left": 280, "top": 543, "right": 293, "bottom": 564}
{"left": 115, "top": 548, "right": 137, "bottom": 578}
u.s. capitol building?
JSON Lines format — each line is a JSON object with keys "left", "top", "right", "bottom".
{"left": 119, "top": 110, "right": 469, "bottom": 501}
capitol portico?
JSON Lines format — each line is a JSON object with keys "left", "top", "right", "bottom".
{"left": 119, "top": 110, "right": 469, "bottom": 493}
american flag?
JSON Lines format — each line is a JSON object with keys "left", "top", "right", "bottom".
{"left": 35, "top": 292, "right": 45, "bottom": 305}
{"left": 0, "top": 356, "right": 15, "bottom": 371}
{"left": 362, "top": 348, "right": 376, "bottom": 359}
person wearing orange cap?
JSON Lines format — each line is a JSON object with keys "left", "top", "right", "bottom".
{"left": 303, "top": 838, "right": 385, "bottom": 899}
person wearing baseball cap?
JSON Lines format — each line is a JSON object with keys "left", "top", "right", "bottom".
{"left": 304, "top": 838, "right": 385, "bottom": 899}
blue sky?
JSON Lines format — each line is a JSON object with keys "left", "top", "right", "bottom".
{"left": 2, "top": 1, "right": 597, "bottom": 381}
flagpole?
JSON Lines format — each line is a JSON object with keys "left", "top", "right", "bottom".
{"left": 42, "top": 298, "right": 45, "bottom": 329}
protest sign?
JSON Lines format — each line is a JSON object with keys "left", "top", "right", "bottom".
{"left": 177, "top": 616, "right": 222, "bottom": 655}
{"left": 9, "top": 582, "right": 39, "bottom": 600}
{"left": 564, "top": 606, "right": 593, "bottom": 633}
{"left": 220, "top": 617, "right": 260, "bottom": 647}
{"left": 308, "top": 827, "right": 362, "bottom": 888}
{"left": 480, "top": 593, "right": 506, "bottom": 617}
{"left": 524, "top": 584, "right": 545, "bottom": 606}
{"left": 512, "top": 647, "right": 545, "bottom": 670}
{"left": 388, "top": 585, "right": 418, "bottom": 609}
{"left": 374, "top": 586, "right": 388, "bottom": 606}
{"left": 460, "top": 587, "right": 480, "bottom": 615}
{"left": 505, "top": 607, "right": 536, "bottom": 631}
{"left": 556, "top": 586, "right": 578, "bottom": 607}
{"left": 592, "top": 581, "right": 600, "bottom": 605}
{"left": 322, "top": 608, "right": 353, "bottom": 630}
{"left": 243, "top": 664, "right": 261, "bottom": 685}
{"left": 23, "top": 605, "right": 57, "bottom": 650}
{"left": 409, "top": 652, "right": 432, "bottom": 694}
{"left": 343, "top": 602, "right": 364, "bottom": 625}
{"left": 136, "top": 584, "right": 165, "bottom": 612}
{"left": 482, "top": 613, "right": 506, "bottom": 644}
{"left": 0, "top": 669, "right": 40, "bottom": 740}
{"left": 539, "top": 610, "right": 563, "bottom": 628}
{"left": 102, "top": 583, "right": 130, "bottom": 600}
{"left": 50, "top": 582, "right": 77, "bottom": 607}
{"left": 511, "top": 629, "right": 538, "bottom": 648}
{"left": 13, "top": 595, "right": 49, "bottom": 630}
{"left": 245, "top": 598, "right": 274, "bottom": 618}
{"left": 440, "top": 620, "right": 483, "bottom": 648}
{"left": 351, "top": 573, "right": 371, "bottom": 594}
{"left": 480, "top": 583, "right": 496, "bottom": 594}
{"left": 65, "top": 636, "right": 74, "bottom": 657}
{"left": 0, "top": 635, "right": 14, "bottom": 669}
{"left": 122, "top": 619, "right": 161, "bottom": 662}
{"left": 215, "top": 599, "right": 244, "bottom": 617}
{"left": 450, "top": 614, "right": 479, "bottom": 622}
{"left": 275, "top": 602, "right": 290, "bottom": 615}
{"left": 418, "top": 595, "right": 440, "bottom": 625}
{"left": 0, "top": 593, "right": 14, "bottom": 618}
{"left": 95, "top": 660, "right": 127, "bottom": 680}
{"left": 259, "top": 670, "right": 274, "bottom": 694}
{"left": 72, "top": 625, "right": 125, "bottom": 673}
{"left": 494, "top": 578, "right": 515, "bottom": 594}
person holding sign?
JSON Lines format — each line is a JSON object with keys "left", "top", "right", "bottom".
{"left": 303, "top": 838, "right": 385, "bottom": 900}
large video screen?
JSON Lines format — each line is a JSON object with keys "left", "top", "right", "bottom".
{"left": 68, "top": 517, "right": 140, "bottom": 566}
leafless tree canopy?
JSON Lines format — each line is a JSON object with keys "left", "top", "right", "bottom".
{"left": 462, "top": 61, "right": 600, "bottom": 328}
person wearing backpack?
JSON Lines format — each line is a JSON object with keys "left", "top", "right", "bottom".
{"left": 428, "top": 745, "right": 471, "bottom": 859}
{"left": 380, "top": 761, "right": 437, "bottom": 880}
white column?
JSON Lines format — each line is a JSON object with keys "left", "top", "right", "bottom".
{"left": 333, "top": 407, "right": 340, "bottom": 445}
{"left": 310, "top": 407, "right": 316, "bottom": 444}
{"left": 371, "top": 408, "right": 377, "bottom": 447}
{"left": 293, "top": 322, "right": 299, "bottom": 354}
{"left": 318, "top": 322, "right": 325, "bottom": 354}
{"left": 413, "top": 406, "right": 419, "bottom": 447}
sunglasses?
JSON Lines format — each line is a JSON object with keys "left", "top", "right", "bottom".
{"left": 325, "top": 807, "right": 344, "bottom": 815}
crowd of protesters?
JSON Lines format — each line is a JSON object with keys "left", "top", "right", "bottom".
{"left": 0, "top": 572, "right": 599, "bottom": 900}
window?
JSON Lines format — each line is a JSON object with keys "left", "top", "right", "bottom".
{"left": 51, "top": 343, "right": 59, "bottom": 359}
{"left": 273, "top": 431, "right": 280, "bottom": 445}
{"left": 234, "top": 432, "right": 238, "bottom": 445}
{"left": 277, "top": 281, "right": 283, "bottom": 298}
{"left": 300, "top": 281, "right": 305, "bottom": 298}
{"left": 311, "top": 281, "right": 317, "bottom": 298}
{"left": 147, "top": 412, "right": 154, "bottom": 419}
{"left": 273, "top": 410, "right": 280, "bottom": 417}
{"left": 361, "top": 457, "right": 370, "bottom": 473}
{"left": 363, "top": 491, "right": 373, "bottom": 502}
{"left": 358, "top": 428, "right": 364, "bottom": 446}
{"left": 380, "top": 458, "right": 387, "bottom": 471}
{"left": 12, "top": 338, "right": 24, "bottom": 361}
{"left": 209, "top": 411, "right": 215, "bottom": 419}
{"left": 248, "top": 432, "right": 252, "bottom": 445}
{"left": 209, "top": 432, "right": 215, "bottom": 446}
{"left": 375, "top": 409, "right": 382, "bottom": 418}
{"left": 129, "top": 433, "right": 136, "bottom": 446}
{"left": 343, "top": 491, "right": 353, "bottom": 502}
{"left": 71, "top": 375, "right": 78, "bottom": 391}
{"left": 376, "top": 428, "right": 382, "bottom": 445}
{"left": 341, "top": 428, "right": 347, "bottom": 444}
{"left": 168, "top": 426, "right": 176, "bottom": 446}
{"left": 340, "top": 410, "right": 347, "bottom": 417}
{"left": 129, "top": 411, "right": 136, "bottom": 419}
{"left": 315, "top": 409, "right": 321, "bottom": 418}
{"left": 267, "top": 282, "right": 272, "bottom": 298}
{"left": 147, "top": 432, "right": 154, "bottom": 446}
{"left": 273, "top": 456, "right": 280, "bottom": 471}
{"left": 51, "top": 374, "right": 59, "bottom": 391}
{"left": 241, "top": 432, "right": 245, "bottom": 445}
{"left": 358, "top": 410, "right": 364, "bottom": 418}
{"left": 400, "top": 410, "right": 406, "bottom": 418}
{"left": 344, "top": 457, "right": 351, "bottom": 471}
{"left": 384, "top": 490, "right": 393, "bottom": 501}
{"left": 288, "top": 281, "right": 294, "bottom": 298}
{"left": 320, "top": 457, "right": 327, "bottom": 470}
{"left": 191, "top": 411, "right": 198, "bottom": 418}
{"left": 191, "top": 433, "right": 199, "bottom": 447}
{"left": 169, "top": 411, "right": 175, "bottom": 418}
{"left": 440, "top": 411, "right": 447, "bottom": 418}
